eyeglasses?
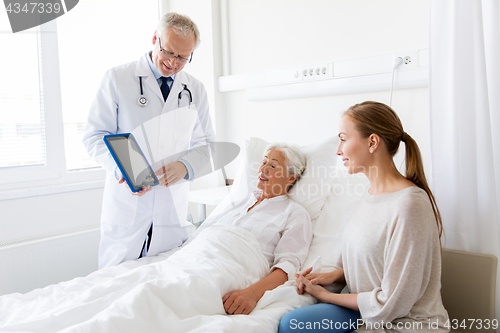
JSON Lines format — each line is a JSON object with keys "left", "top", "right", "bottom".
{"left": 158, "top": 37, "right": 193, "bottom": 64}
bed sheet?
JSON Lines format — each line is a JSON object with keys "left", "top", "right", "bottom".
{"left": 0, "top": 224, "right": 313, "bottom": 333}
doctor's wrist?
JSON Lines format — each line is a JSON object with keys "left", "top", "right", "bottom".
{"left": 114, "top": 167, "right": 123, "bottom": 181}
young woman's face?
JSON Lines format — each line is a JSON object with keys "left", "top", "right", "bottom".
{"left": 257, "top": 149, "right": 296, "bottom": 197}
{"left": 337, "top": 116, "right": 371, "bottom": 174}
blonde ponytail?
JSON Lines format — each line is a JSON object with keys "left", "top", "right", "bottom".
{"left": 402, "top": 133, "right": 443, "bottom": 241}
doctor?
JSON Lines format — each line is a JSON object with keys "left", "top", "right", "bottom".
{"left": 83, "top": 12, "right": 216, "bottom": 269}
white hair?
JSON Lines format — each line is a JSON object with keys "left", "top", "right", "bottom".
{"left": 264, "top": 142, "right": 306, "bottom": 190}
{"left": 157, "top": 12, "right": 201, "bottom": 49}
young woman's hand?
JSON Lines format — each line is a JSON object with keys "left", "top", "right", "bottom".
{"left": 305, "top": 271, "right": 336, "bottom": 286}
{"left": 310, "top": 268, "right": 345, "bottom": 285}
{"left": 296, "top": 274, "right": 330, "bottom": 301}
{"left": 295, "top": 267, "right": 345, "bottom": 294}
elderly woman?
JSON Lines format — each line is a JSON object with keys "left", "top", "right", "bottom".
{"left": 192, "top": 142, "right": 312, "bottom": 315}
{"left": 0, "top": 143, "right": 312, "bottom": 332}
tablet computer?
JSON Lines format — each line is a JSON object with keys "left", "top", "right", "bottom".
{"left": 103, "top": 133, "right": 159, "bottom": 193}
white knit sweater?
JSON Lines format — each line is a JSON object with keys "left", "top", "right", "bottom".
{"left": 342, "top": 186, "right": 449, "bottom": 331}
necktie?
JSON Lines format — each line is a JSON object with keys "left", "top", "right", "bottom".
{"left": 139, "top": 224, "right": 153, "bottom": 259}
{"left": 160, "top": 77, "right": 171, "bottom": 102}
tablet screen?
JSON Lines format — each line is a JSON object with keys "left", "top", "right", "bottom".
{"left": 104, "top": 134, "right": 159, "bottom": 191}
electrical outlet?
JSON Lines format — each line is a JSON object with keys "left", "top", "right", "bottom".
{"left": 393, "top": 52, "right": 417, "bottom": 70}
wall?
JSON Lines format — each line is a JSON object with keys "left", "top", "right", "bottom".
{"left": 0, "top": 187, "right": 102, "bottom": 245}
{"left": 0, "top": 185, "right": 103, "bottom": 294}
{"left": 166, "top": 0, "right": 226, "bottom": 220}
{"left": 218, "top": 0, "right": 431, "bottom": 180}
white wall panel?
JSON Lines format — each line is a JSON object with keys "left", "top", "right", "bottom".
{"left": 0, "top": 188, "right": 102, "bottom": 245}
{"left": 219, "top": 0, "right": 431, "bottom": 182}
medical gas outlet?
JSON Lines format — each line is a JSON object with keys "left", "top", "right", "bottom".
{"left": 300, "top": 63, "right": 330, "bottom": 81}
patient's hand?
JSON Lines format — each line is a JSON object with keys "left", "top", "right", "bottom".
{"left": 296, "top": 274, "right": 330, "bottom": 301}
{"left": 295, "top": 267, "right": 344, "bottom": 294}
{"left": 222, "top": 287, "right": 260, "bottom": 315}
{"left": 223, "top": 268, "right": 287, "bottom": 315}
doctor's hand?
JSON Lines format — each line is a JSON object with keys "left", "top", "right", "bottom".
{"left": 118, "top": 177, "right": 152, "bottom": 196}
{"left": 222, "top": 287, "right": 260, "bottom": 315}
{"left": 155, "top": 162, "right": 188, "bottom": 187}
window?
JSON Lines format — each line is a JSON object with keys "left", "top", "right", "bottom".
{"left": 0, "top": 1, "right": 160, "bottom": 186}
{"left": 0, "top": 11, "right": 63, "bottom": 185}
{"left": 57, "top": 0, "right": 159, "bottom": 171}
{"left": 0, "top": 23, "right": 45, "bottom": 169}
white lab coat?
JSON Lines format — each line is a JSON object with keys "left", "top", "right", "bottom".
{"left": 83, "top": 53, "right": 216, "bottom": 269}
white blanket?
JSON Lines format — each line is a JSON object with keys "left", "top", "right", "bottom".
{"left": 0, "top": 225, "right": 307, "bottom": 333}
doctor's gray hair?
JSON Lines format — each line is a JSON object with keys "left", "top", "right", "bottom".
{"left": 157, "top": 12, "right": 201, "bottom": 49}
{"left": 264, "top": 143, "right": 306, "bottom": 191}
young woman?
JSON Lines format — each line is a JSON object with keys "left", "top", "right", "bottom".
{"left": 279, "top": 101, "right": 449, "bottom": 332}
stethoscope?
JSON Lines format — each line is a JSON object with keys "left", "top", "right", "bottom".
{"left": 137, "top": 77, "right": 192, "bottom": 108}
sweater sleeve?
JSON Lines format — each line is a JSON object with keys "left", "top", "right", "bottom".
{"left": 357, "top": 195, "right": 438, "bottom": 324}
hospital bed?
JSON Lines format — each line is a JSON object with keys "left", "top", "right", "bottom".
{"left": 1, "top": 135, "right": 358, "bottom": 332}
{"left": 1, "top": 136, "right": 497, "bottom": 332}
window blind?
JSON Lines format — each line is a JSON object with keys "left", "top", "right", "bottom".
{"left": 0, "top": 25, "right": 46, "bottom": 169}
{"left": 56, "top": 0, "right": 159, "bottom": 170}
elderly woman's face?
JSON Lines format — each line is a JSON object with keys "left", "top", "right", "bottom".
{"left": 257, "top": 149, "right": 297, "bottom": 197}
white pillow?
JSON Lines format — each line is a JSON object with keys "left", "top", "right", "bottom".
{"left": 301, "top": 170, "right": 369, "bottom": 272}
{"left": 209, "top": 136, "right": 369, "bottom": 290}
{"left": 227, "top": 136, "right": 339, "bottom": 222}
